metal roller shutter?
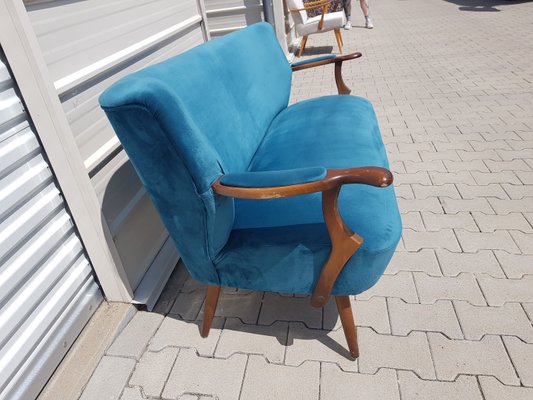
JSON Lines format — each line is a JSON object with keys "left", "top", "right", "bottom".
{"left": 0, "top": 48, "right": 102, "bottom": 400}
{"left": 24, "top": 0, "right": 209, "bottom": 307}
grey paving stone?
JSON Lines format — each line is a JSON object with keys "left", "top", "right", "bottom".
{"left": 129, "top": 348, "right": 179, "bottom": 398}
{"left": 477, "top": 274, "right": 533, "bottom": 306}
{"left": 397, "top": 371, "right": 482, "bottom": 400}
{"left": 444, "top": 160, "right": 488, "bottom": 172}
{"left": 394, "top": 172, "right": 432, "bottom": 185}
{"left": 503, "top": 336, "right": 533, "bottom": 387}
{"left": 120, "top": 387, "right": 145, "bottom": 400}
{"left": 441, "top": 198, "right": 494, "bottom": 214}
{"left": 215, "top": 318, "right": 287, "bottom": 363}
{"left": 494, "top": 252, "right": 533, "bottom": 278}
{"left": 394, "top": 184, "right": 415, "bottom": 199}
{"left": 285, "top": 322, "right": 358, "bottom": 371}
{"left": 388, "top": 298, "right": 462, "bottom": 339}
{"left": 472, "top": 212, "right": 532, "bottom": 232}
{"left": 169, "top": 289, "right": 206, "bottom": 320}
{"left": 430, "top": 171, "right": 475, "bottom": 185}
{"left": 107, "top": 312, "right": 164, "bottom": 359}
{"left": 240, "top": 356, "right": 320, "bottom": 400}
{"left": 162, "top": 349, "right": 246, "bottom": 400}
{"left": 386, "top": 249, "right": 442, "bottom": 276}
{"left": 456, "top": 183, "right": 509, "bottom": 199}
{"left": 414, "top": 272, "right": 486, "bottom": 305}
{"left": 421, "top": 212, "right": 478, "bottom": 232}
{"left": 321, "top": 366, "right": 400, "bottom": 400}
{"left": 411, "top": 183, "right": 461, "bottom": 199}
{"left": 398, "top": 198, "right": 444, "bottom": 213}
{"left": 479, "top": 376, "right": 533, "bottom": 400}
{"left": 472, "top": 171, "right": 522, "bottom": 185}
{"left": 149, "top": 317, "right": 222, "bottom": 357}
{"left": 197, "top": 290, "right": 263, "bottom": 324}
{"left": 501, "top": 183, "right": 533, "bottom": 199}
{"left": 258, "top": 293, "right": 322, "bottom": 328}
{"left": 489, "top": 199, "right": 533, "bottom": 214}
{"left": 404, "top": 160, "right": 446, "bottom": 173}
{"left": 436, "top": 249, "right": 504, "bottom": 278}
{"left": 402, "top": 229, "right": 461, "bottom": 252}
{"left": 523, "top": 303, "right": 533, "bottom": 322}
{"left": 323, "top": 296, "right": 390, "bottom": 334}
{"left": 400, "top": 212, "right": 425, "bottom": 230}
{"left": 358, "top": 328, "right": 436, "bottom": 379}
{"left": 357, "top": 271, "right": 419, "bottom": 303}
{"left": 486, "top": 159, "right": 531, "bottom": 172}
{"left": 455, "top": 230, "right": 520, "bottom": 253}
{"left": 510, "top": 230, "right": 533, "bottom": 254}
{"left": 428, "top": 333, "right": 519, "bottom": 385}
{"left": 80, "top": 356, "right": 136, "bottom": 400}
{"left": 454, "top": 301, "right": 533, "bottom": 342}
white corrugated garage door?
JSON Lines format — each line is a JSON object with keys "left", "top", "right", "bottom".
{"left": 24, "top": 0, "right": 209, "bottom": 307}
{"left": 0, "top": 48, "right": 102, "bottom": 400}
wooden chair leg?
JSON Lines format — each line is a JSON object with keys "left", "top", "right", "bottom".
{"left": 335, "top": 295, "right": 359, "bottom": 359}
{"left": 334, "top": 29, "right": 343, "bottom": 54}
{"left": 339, "top": 30, "right": 344, "bottom": 46}
{"left": 298, "top": 35, "right": 308, "bottom": 57}
{"left": 201, "top": 285, "right": 220, "bottom": 337}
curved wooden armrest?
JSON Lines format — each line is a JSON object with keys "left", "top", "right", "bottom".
{"left": 292, "top": 52, "right": 362, "bottom": 95}
{"left": 212, "top": 166, "right": 392, "bottom": 199}
{"left": 212, "top": 166, "right": 393, "bottom": 307}
{"left": 289, "top": 0, "right": 330, "bottom": 11}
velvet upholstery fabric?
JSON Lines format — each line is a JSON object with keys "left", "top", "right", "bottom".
{"left": 220, "top": 167, "right": 327, "bottom": 188}
{"left": 223, "top": 95, "right": 402, "bottom": 294}
{"left": 99, "top": 22, "right": 401, "bottom": 297}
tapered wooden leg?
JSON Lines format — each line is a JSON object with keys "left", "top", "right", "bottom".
{"left": 335, "top": 296, "right": 359, "bottom": 359}
{"left": 298, "top": 35, "right": 308, "bottom": 57}
{"left": 201, "top": 285, "right": 220, "bottom": 338}
{"left": 334, "top": 29, "right": 343, "bottom": 54}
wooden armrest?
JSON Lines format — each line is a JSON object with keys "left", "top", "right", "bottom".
{"left": 291, "top": 52, "right": 362, "bottom": 71}
{"left": 289, "top": 0, "right": 330, "bottom": 11}
{"left": 292, "top": 52, "right": 362, "bottom": 95}
{"left": 212, "top": 166, "right": 392, "bottom": 199}
{"left": 212, "top": 166, "right": 393, "bottom": 307}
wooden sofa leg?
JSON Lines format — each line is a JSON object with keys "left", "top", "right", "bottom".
{"left": 298, "top": 35, "right": 308, "bottom": 57}
{"left": 201, "top": 285, "right": 221, "bottom": 337}
{"left": 335, "top": 295, "right": 359, "bottom": 359}
{"left": 334, "top": 29, "right": 343, "bottom": 54}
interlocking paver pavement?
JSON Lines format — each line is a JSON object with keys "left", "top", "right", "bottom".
{"left": 79, "top": 0, "right": 533, "bottom": 397}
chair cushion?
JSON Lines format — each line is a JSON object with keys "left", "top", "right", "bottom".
{"left": 296, "top": 11, "right": 346, "bottom": 36}
{"left": 214, "top": 95, "right": 402, "bottom": 295}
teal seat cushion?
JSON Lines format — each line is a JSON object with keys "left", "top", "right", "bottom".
{"left": 215, "top": 95, "right": 402, "bottom": 295}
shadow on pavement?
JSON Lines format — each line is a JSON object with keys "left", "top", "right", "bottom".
{"left": 443, "top": 0, "right": 532, "bottom": 12}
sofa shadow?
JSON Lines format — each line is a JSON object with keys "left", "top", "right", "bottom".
{"left": 152, "top": 263, "right": 354, "bottom": 360}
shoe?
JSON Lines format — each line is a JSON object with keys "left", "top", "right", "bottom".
{"left": 344, "top": 21, "right": 352, "bottom": 30}
{"left": 365, "top": 17, "right": 374, "bottom": 29}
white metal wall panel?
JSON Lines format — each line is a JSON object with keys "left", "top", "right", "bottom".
{"left": 25, "top": 0, "right": 205, "bottom": 303}
{"left": 205, "top": 0, "right": 263, "bottom": 36}
{"left": 0, "top": 48, "right": 102, "bottom": 400}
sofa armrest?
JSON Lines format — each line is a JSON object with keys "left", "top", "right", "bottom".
{"left": 213, "top": 166, "right": 393, "bottom": 307}
{"left": 219, "top": 167, "right": 327, "bottom": 188}
{"left": 213, "top": 166, "right": 392, "bottom": 199}
{"left": 291, "top": 52, "right": 362, "bottom": 95}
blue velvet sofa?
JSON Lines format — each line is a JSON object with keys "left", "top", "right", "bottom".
{"left": 99, "top": 22, "right": 402, "bottom": 358}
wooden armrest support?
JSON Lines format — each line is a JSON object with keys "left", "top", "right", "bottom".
{"left": 292, "top": 52, "right": 362, "bottom": 95}
{"left": 212, "top": 166, "right": 392, "bottom": 307}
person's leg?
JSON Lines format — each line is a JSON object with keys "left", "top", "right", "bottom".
{"left": 343, "top": 0, "right": 352, "bottom": 29}
{"left": 359, "top": 0, "right": 374, "bottom": 28}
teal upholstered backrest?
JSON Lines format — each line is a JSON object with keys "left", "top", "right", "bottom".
{"left": 99, "top": 23, "right": 292, "bottom": 283}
